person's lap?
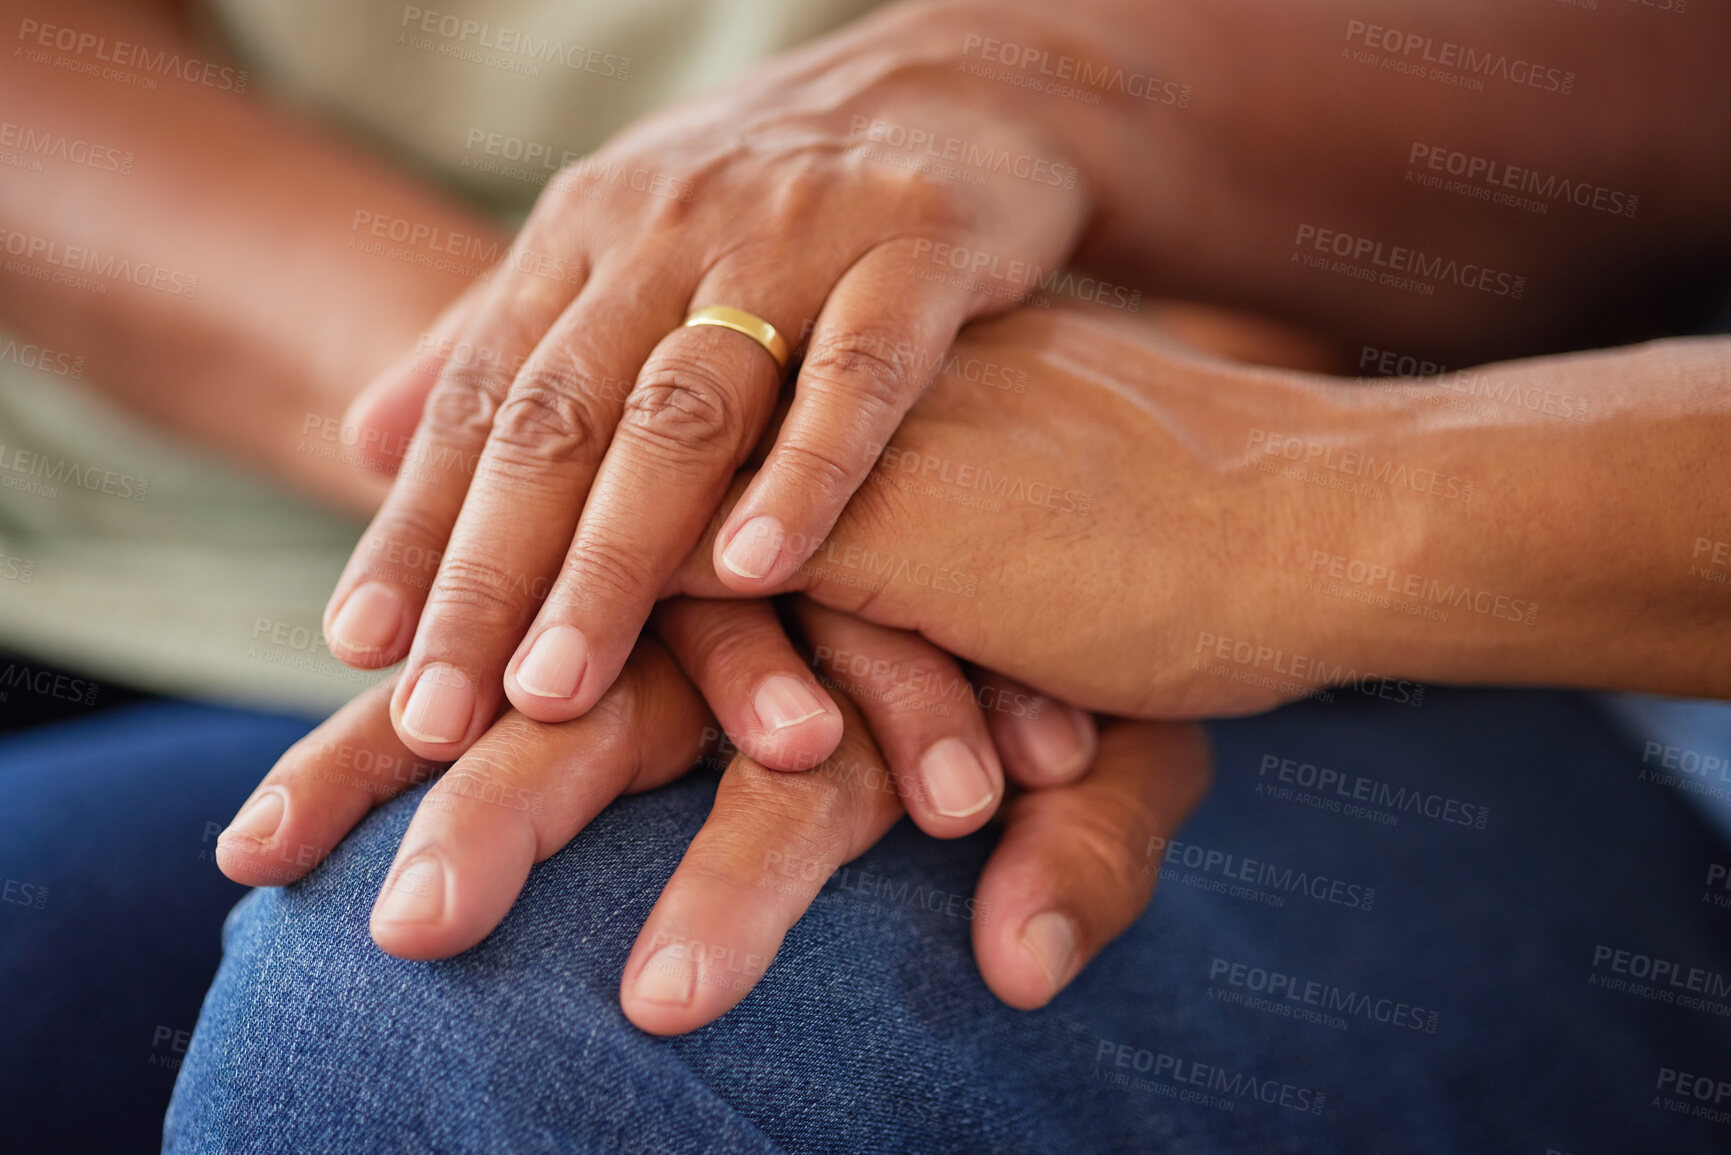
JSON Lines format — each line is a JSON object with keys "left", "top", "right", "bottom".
{"left": 0, "top": 699, "right": 319, "bottom": 1153}
{"left": 154, "top": 686, "right": 1731, "bottom": 1154}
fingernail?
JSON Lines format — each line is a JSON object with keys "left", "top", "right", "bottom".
{"left": 1020, "top": 911, "right": 1077, "bottom": 995}
{"left": 374, "top": 855, "right": 446, "bottom": 924}
{"left": 1018, "top": 702, "right": 1092, "bottom": 781}
{"left": 515, "top": 625, "right": 589, "bottom": 700}
{"left": 401, "top": 664, "right": 474, "bottom": 745}
{"left": 633, "top": 945, "right": 696, "bottom": 1006}
{"left": 328, "top": 582, "right": 402, "bottom": 655}
{"left": 753, "top": 675, "right": 827, "bottom": 733}
{"left": 220, "top": 791, "right": 284, "bottom": 849}
{"left": 720, "top": 515, "right": 784, "bottom": 581}
{"left": 920, "top": 738, "right": 995, "bottom": 818}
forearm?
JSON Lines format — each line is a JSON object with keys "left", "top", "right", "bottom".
{"left": 893, "top": 0, "right": 1729, "bottom": 362}
{"left": 1318, "top": 339, "right": 1731, "bottom": 699}
{"left": 0, "top": 0, "right": 502, "bottom": 510}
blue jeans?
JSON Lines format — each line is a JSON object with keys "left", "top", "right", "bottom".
{"left": 0, "top": 701, "right": 318, "bottom": 1154}
{"left": 158, "top": 687, "right": 1731, "bottom": 1154}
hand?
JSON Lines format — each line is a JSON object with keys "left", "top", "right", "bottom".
{"left": 667, "top": 303, "right": 1379, "bottom": 718}
{"left": 214, "top": 597, "right": 1189, "bottom": 1033}
{"left": 319, "top": 3, "right": 1110, "bottom": 765}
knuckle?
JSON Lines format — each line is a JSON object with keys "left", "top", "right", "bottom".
{"left": 715, "top": 760, "right": 854, "bottom": 867}
{"left": 876, "top": 657, "right": 962, "bottom": 717}
{"left": 427, "top": 554, "right": 538, "bottom": 627}
{"left": 423, "top": 371, "right": 504, "bottom": 444}
{"left": 488, "top": 380, "right": 609, "bottom": 467}
{"left": 623, "top": 356, "right": 740, "bottom": 458}
{"left": 772, "top": 440, "right": 861, "bottom": 503}
{"left": 357, "top": 506, "right": 454, "bottom": 590}
{"left": 567, "top": 531, "right": 657, "bottom": 606}
{"left": 801, "top": 330, "right": 916, "bottom": 416}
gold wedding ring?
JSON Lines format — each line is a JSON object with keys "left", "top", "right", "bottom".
{"left": 681, "top": 305, "right": 789, "bottom": 369}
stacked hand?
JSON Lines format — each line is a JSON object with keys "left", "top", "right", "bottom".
{"left": 317, "top": 1, "right": 1116, "bottom": 763}
{"left": 220, "top": 301, "right": 1385, "bottom": 1032}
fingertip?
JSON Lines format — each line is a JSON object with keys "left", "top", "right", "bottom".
{"left": 976, "top": 909, "right": 1081, "bottom": 1010}
{"left": 747, "top": 674, "right": 844, "bottom": 771}
{"left": 212, "top": 843, "right": 300, "bottom": 889}
{"left": 504, "top": 627, "right": 608, "bottom": 724}
{"left": 907, "top": 737, "right": 1001, "bottom": 834}
{"left": 211, "top": 789, "right": 297, "bottom": 886}
{"left": 714, "top": 512, "right": 801, "bottom": 592}
{"left": 999, "top": 699, "right": 1097, "bottom": 787}
{"left": 393, "top": 663, "right": 483, "bottom": 759}
{"left": 325, "top": 581, "right": 413, "bottom": 669}
{"left": 369, "top": 854, "right": 456, "bottom": 959}
{"left": 619, "top": 945, "right": 704, "bottom": 1036}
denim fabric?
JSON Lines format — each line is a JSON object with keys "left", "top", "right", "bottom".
{"left": 159, "top": 687, "right": 1731, "bottom": 1154}
{"left": 0, "top": 700, "right": 319, "bottom": 1154}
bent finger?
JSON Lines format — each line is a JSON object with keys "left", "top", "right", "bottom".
{"left": 652, "top": 597, "right": 843, "bottom": 773}
{"left": 972, "top": 721, "right": 1212, "bottom": 1009}
{"left": 973, "top": 670, "right": 1099, "bottom": 788}
{"left": 796, "top": 599, "right": 1003, "bottom": 837}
